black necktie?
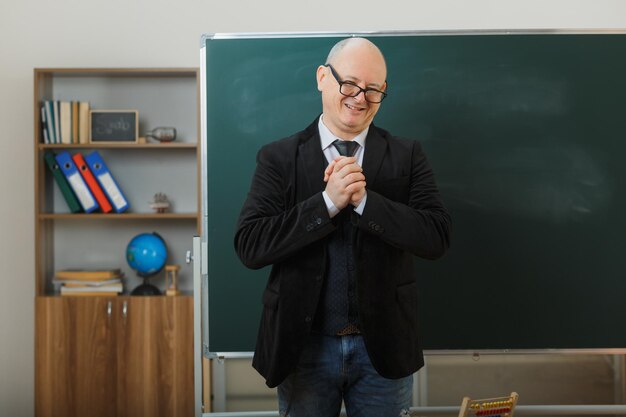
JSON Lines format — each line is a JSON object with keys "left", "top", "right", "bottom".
{"left": 332, "top": 139, "right": 359, "bottom": 157}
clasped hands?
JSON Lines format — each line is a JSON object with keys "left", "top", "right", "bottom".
{"left": 323, "top": 156, "right": 366, "bottom": 210}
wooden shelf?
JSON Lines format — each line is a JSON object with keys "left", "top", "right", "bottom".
{"left": 35, "top": 68, "right": 197, "bottom": 77}
{"left": 38, "top": 213, "right": 198, "bottom": 220}
{"left": 37, "top": 293, "right": 193, "bottom": 299}
{"left": 39, "top": 143, "right": 197, "bottom": 150}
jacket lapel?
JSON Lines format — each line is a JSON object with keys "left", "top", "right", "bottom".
{"left": 362, "top": 125, "right": 387, "bottom": 187}
{"left": 299, "top": 119, "right": 327, "bottom": 196}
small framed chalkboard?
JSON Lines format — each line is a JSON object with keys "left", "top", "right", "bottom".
{"left": 89, "top": 110, "right": 138, "bottom": 143}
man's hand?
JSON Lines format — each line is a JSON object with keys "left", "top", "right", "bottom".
{"left": 324, "top": 156, "right": 366, "bottom": 210}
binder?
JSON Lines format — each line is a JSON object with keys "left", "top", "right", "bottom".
{"left": 84, "top": 151, "right": 130, "bottom": 213}
{"left": 55, "top": 151, "right": 99, "bottom": 213}
{"left": 43, "top": 151, "right": 82, "bottom": 213}
{"left": 72, "top": 153, "right": 113, "bottom": 213}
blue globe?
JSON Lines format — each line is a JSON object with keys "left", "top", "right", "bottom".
{"left": 126, "top": 232, "right": 168, "bottom": 277}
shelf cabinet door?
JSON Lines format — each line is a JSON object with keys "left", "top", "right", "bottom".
{"left": 36, "top": 296, "right": 194, "bottom": 417}
{"left": 35, "top": 296, "right": 118, "bottom": 417}
{"left": 116, "top": 296, "right": 194, "bottom": 417}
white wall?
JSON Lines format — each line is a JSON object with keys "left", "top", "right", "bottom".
{"left": 1, "top": 1, "right": 626, "bottom": 415}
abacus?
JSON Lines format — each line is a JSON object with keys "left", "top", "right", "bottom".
{"left": 458, "top": 392, "right": 518, "bottom": 417}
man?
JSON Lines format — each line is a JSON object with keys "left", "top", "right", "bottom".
{"left": 235, "top": 37, "right": 450, "bottom": 417}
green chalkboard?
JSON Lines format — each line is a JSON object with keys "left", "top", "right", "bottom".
{"left": 202, "top": 32, "right": 626, "bottom": 354}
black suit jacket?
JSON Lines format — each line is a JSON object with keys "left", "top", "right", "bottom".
{"left": 235, "top": 117, "right": 451, "bottom": 388}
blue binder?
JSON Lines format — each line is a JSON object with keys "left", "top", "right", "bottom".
{"left": 55, "top": 151, "right": 99, "bottom": 213}
{"left": 84, "top": 151, "right": 130, "bottom": 213}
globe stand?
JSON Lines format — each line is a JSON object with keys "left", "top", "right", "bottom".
{"left": 130, "top": 277, "right": 162, "bottom": 296}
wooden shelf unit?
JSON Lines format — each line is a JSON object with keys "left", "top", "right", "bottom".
{"left": 33, "top": 68, "right": 200, "bottom": 417}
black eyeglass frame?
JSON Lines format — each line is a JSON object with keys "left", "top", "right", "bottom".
{"left": 324, "top": 64, "right": 388, "bottom": 103}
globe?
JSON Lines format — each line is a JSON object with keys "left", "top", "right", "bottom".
{"left": 126, "top": 232, "right": 168, "bottom": 295}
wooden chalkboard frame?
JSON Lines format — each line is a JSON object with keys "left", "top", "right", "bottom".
{"left": 89, "top": 110, "right": 138, "bottom": 143}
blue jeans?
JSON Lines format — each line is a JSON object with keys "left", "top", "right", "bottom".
{"left": 277, "top": 333, "right": 413, "bottom": 417}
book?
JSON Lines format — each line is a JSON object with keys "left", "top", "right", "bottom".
{"left": 52, "top": 276, "right": 123, "bottom": 295}
{"left": 60, "top": 291, "right": 121, "bottom": 297}
{"left": 44, "top": 101, "right": 57, "bottom": 143}
{"left": 60, "top": 283, "right": 123, "bottom": 295}
{"left": 60, "top": 101, "right": 72, "bottom": 145}
{"left": 78, "top": 101, "right": 90, "bottom": 144}
{"left": 43, "top": 151, "right": 82, "bottom": 213}
{"left": 61, "top": 292, "right": 120, "bottom": 297}
{"left": 55, "top": 268, "right": 121, "bottom": 281}
{"left": 53, "top": 100, "right": 61, "bottom": 146}
{"left": 40, "top": 105, "right": 50, "bottom": 144}
{"left": 53, "top": 278, "right": 122, "bottom": 287}
{"left": 72, "top": 101, "right": 79, "bottom": 144}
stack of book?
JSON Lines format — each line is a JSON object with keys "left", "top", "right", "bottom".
{"left": 54, "top": 269, "right": 124, "bottom": 296}
{"left": 40, "top": 100, "right": 90, "bottom": 144}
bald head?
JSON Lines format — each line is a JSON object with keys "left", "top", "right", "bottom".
{"left": 325, "top": 37, "right": 387, "bottom": 77}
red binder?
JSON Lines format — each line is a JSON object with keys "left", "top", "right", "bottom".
{"left": 72, "top": 153, "right": 113, "bottom": 213}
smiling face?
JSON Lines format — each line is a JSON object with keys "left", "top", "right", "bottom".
{"left": 316, "top": 38, "right": 387, "bottom": 139}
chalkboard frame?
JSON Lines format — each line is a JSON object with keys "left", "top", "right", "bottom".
{"left": 199, "top": 30, "right": 626, "bottom": 359}
{"left": 89, "top": 110, "right": 139, "bottom": 143}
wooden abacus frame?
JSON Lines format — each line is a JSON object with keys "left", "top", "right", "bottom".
{"left": 458, "top": 392, "right": 519, "bottom": 417}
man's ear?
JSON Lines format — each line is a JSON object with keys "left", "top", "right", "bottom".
{"left": 381, "top": 81, "right": 388, "bottom": 92}
{"left": 316, "top": 65, "right": 327, "bottom": 92}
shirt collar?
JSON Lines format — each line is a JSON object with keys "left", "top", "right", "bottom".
{"left": 318, "top": 114, "right": 368, "bottom": 151}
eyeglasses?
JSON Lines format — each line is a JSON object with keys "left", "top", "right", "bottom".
{"left": 324, "top": 64, "right": 387, "bottom": 104}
